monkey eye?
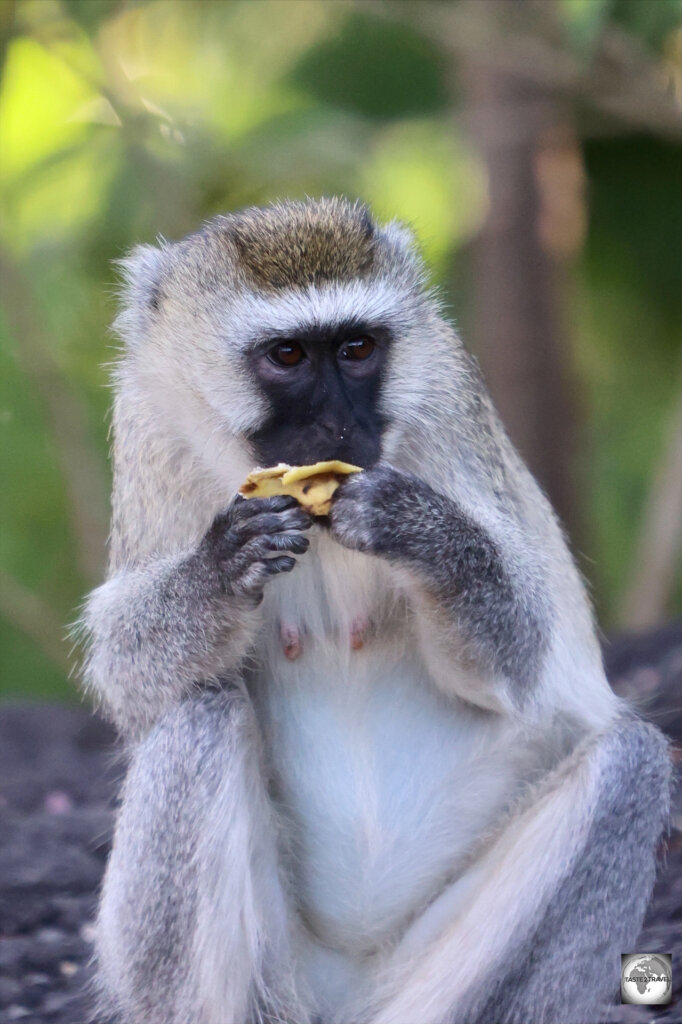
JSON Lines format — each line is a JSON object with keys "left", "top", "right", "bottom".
{"left": 338, "top": 337, "right": 375, "bottom": 361}
{"left": 268, "top": 341, "right": 306, "bottom": 367}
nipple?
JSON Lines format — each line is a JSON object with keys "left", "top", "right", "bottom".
{"left": 280, "top": 622, "right": 303, "bottom": 660}
{"left": 350, "top": 616, "right": 369, "bottom": 651}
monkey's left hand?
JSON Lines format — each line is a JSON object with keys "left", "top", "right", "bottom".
{"left": 330, "top": 465, "right": 536, "bottom": 679}
{"left": 329, "top": 464, "right": 450, "bottom": 563}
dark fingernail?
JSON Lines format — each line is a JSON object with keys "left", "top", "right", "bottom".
{"left": 287, "top": 516, "right": 312, "bottom": 532}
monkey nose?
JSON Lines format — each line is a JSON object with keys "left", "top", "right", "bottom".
{"left": 320, "top": 418, "right": 347, "bottom": 440}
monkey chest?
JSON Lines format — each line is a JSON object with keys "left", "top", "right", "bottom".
{"left": 250, "top": 641, "right": 520, "bottom": 953}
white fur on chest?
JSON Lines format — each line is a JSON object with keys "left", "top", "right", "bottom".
{"left": 249, "top": 532, "right": 530, "bottom": 956}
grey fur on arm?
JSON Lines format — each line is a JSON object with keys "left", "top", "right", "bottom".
{"left": 80, "top": 494, "right": 312, "bottom": 737}
{"left": 331, "top": 464, "right": 548, "bottom": 705}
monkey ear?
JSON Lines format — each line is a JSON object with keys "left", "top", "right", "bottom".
{"left": 378, "top": 220, "right": 426, "bottom": 285}
{"left": 382, "top": 220, "right": 418, "bottom": 254}
{"left": 112, "top": 243, "right": 168, "bottom": 348}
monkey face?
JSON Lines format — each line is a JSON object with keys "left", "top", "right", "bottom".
{"left": 246, "top": 321, "right": 390, "bottom": 470}
{"left": 113, "top": 199, "right": 438, "bottom": 485}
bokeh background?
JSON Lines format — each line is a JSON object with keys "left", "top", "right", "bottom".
{"left": 1, "top": 0, "right": 681, "bottom": 702}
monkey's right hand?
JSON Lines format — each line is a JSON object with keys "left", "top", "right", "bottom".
{"left": 199, "top": 494, "right": 313, "bottom": 606}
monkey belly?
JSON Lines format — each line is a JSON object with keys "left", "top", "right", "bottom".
{"left": 250, "top": 642, "right": 531, "bottom": 956}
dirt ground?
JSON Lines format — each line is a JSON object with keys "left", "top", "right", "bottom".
{"left": 1, "top": 624, "right": 680, "bottom": 1024}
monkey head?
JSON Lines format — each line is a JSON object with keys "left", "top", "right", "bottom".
{"left": 113, "top": 197, "right": 451, "bottom": 482}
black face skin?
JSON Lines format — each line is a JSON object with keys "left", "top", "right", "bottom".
{"left": 246, "top": 320, "right": 390, "bottom": 470}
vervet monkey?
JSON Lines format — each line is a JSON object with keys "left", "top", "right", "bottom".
{"left": 81, "top": 198, "right": 670, "bottom": 1024}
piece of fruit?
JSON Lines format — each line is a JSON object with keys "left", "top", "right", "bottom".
{"left": 239, "top": 460, "right": 362, "bottom": 515}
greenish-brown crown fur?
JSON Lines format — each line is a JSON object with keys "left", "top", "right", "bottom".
{"left": 216, "top": 196, "right": 376, "bottom": 291}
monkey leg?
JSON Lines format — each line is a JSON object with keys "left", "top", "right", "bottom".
{"left": 353, "top": 715, "right": 670, "bottom": 1024}
{"left": 95, "top": 688, "right": 309, "bottom": 1024}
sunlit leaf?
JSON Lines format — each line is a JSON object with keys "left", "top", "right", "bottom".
{"left": 1, "top": 132, "right": 121, "bottom": 250}
{"left": 0, "top": 35, "right": 96, "bottom": 181}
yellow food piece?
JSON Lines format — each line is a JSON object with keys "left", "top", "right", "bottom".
{"left": 239, "top": 460, "right": 362, "bottom": 516}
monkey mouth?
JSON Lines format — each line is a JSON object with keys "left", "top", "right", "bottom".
{"left": 252, "top": 444, "right": 379, "bottom": 473}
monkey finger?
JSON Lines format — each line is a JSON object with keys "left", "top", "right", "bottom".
{"left": 232, "top": 555, "right": 297, "bottom": 598}
{"left": 231, "top": 494, "right": 300, "bottom": 520}
{"left": 236, "top": 508, "right": 313, "bottom": 541}
{"left": 207, "top": 492, "right": 266, "bottom": 529}
{"left": 231, "top": 563, "right": 268, "bottom": 602}
{"left": 232, "top": 533, "right": 309, "bottom": 568}
{"left": 227, "top": 539, "right": 299, "bottom": 580}
{"left": 263, "top": 532, "right": 310, "bottom": 555}
{"left": 261, "top": 555, "right": 297, "bottom": 576}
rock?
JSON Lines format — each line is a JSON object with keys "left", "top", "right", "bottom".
{"left": 0, "top": 978, "right": 22, "bottom": 1008}
{"left": 0, "top": 942, "right": 28, "bottom": 974}
{"left": 4, "top": 1008, "right": 32, "bottom": 1021}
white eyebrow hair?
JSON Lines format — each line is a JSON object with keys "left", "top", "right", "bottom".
{"left": 225, "top": 278, "right": 423, "bottom": 350}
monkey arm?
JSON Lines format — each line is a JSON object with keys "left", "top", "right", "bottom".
{"left": 79, "top": 495, "right": 312, "bottom": 737}
{"left": 330, "top": 465, "right": 548, "bottom": 708}
{"left": 79, "top": 549, "right": 257, "bottom": 738}
{"left": 346, "top": 714, "right": 670, "bottom": 1024}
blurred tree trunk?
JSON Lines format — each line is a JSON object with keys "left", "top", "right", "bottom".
{"left": 619, "top": 380, "right": 682, "bottom": 629}
{"left": 461, "top": 4, "right": 583, "bottom": 535}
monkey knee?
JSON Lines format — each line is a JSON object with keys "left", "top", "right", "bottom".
{"left": 579, "top": 715, "right": 672, "bottom": 933}
{"left": 596, "top": 715, "right": 671, "bottom": 826}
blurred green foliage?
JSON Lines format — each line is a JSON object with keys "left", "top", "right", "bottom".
{"left": 0, "top": 0, "right": 681, "bottom": 700}
{"left": 290, "top": 12, "right": 448, "bottom": 119}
